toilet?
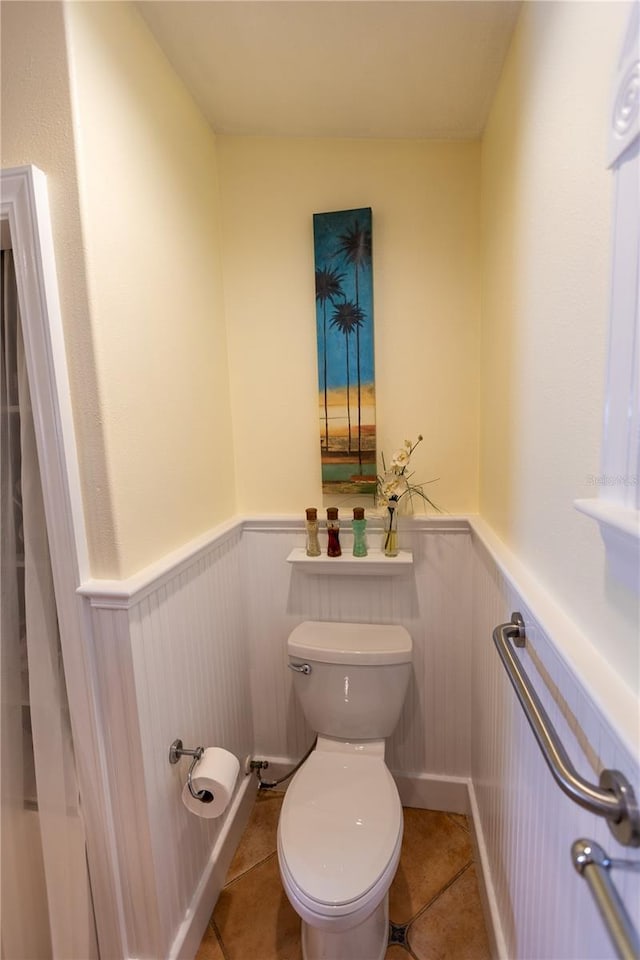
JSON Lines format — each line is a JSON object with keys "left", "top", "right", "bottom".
{"left": 277, "top": 620, "right": 412, "bottom": 960}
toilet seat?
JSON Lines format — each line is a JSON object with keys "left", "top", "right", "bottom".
{"left": 277, "top": 747, "right": 403, "bottom": 920}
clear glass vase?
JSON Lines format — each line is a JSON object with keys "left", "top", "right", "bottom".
{"left": 383, "top": 502, "right": 399, "bottom": 557}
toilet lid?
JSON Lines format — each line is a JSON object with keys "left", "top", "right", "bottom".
{"left": 279, "top": 750, "right": 402, "bottom": 907}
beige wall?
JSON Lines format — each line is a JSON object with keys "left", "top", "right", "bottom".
{"left": 3, "top": 1, "right": 237, "bottom": 578}
{"left": 0, "top": 1, "right": 117, "bottom": 575}
{"left": 217, "top": 136, "right": 481, "bottom": 515}
{"left": 480, "top": 1, "right": 638, "bottom": 691}
{"left": 64, "top": 2, "right": 236, "bottom": 577}
{"left": 2, "top": 7, "right": 481, "bottom": 568}
{"left": 6, "top": 2, "right": 636, "bottom": 701}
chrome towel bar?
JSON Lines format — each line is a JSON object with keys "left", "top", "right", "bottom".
{"left": 493, "top": 613, "right": 640, "bottom": 847}
{"left": 572, "top": 839, "right": 640, "bottom": 960}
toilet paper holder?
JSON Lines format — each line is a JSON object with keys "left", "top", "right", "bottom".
{"left": 169, "top": 738, "right": 214, "bottom": 804}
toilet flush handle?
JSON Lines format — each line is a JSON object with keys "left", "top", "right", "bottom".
{"left": 288, "top": 662, "right": 312, "bottom": 675}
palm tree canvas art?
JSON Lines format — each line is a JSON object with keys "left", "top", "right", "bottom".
{"left": 313, "top": 207, "right": 376, "bottom": 494}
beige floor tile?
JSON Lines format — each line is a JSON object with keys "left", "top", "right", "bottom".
{"left": 446, "top": 813, "right": 470, "bottom": 834}
{"left": 202, "top": 802, "right": 483, "bottom": 960}
{"left": 194, "top": 923, "right": 225, "bottom": 960}
{"left": 408, "top": 863, "right": 491, "bottom": 960}
{"left": 389, "top": 808, "right": 473, "bottom": 924}
{"left": 226, "top": 789, "right": 285, "bottom": 884}
{"left": 214, "top": 852, "right": 302, "bottom": 960}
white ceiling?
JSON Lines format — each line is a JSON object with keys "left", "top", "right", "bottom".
{"left": 137, "top": 1, "right": 521, "bottom": 139}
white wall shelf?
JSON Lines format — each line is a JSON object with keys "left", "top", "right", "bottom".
{"left": 574, "top": 499, "right": 640, "bottom": 593}
{"left": 286, "top": 546, "right": 413, "bottom": 575}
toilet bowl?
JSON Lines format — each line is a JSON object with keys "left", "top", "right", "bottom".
{"left": 277, "top": 621, "right": 412, "bottom": 960}
{"left": 278, "top": 738, "right": 403, "bottom": 960}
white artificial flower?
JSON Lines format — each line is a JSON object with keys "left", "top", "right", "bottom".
{"left": 377, "top": 434, "right": 438, "bottom": 516}
{"left": 381, "top": 473, "right": 408, "bottom": 500}
{"left": 380, "top": 478, "right": 399, "bottom": 500}
{"left": 391, "top": 448, "right": 410, "bottom": 469}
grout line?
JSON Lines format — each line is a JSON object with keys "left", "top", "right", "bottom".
{"left": 210, "top": 918, "right": 230, "bottom": 960}
{"left": 388, "top": 927, "right": 421, "bottom": 960}
{"left": 445, "top": 811, "right": 470, "bottom": 836}
{"left": 222, "top": 849, "right": 278, "bottom": 891}
{"left": 405, "top": 859, "right": 474, "bottom": 930}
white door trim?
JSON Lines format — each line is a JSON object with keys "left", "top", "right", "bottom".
{"left": 1, "top": 165, "right": 127, "bottom": 958}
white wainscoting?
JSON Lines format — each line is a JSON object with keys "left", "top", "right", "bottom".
{"left": 469, "top": 523, "right": 640, "bottom": 960}
{"left": 78, "top": 514, "right": 639, "bottom": 960}
{"left": 80, "top": 522, "right": 256, "bottom": 960}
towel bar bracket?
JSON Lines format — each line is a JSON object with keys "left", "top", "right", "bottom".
{"left": 510, "top": 611, "right": 526, "bottom": 647}
{"left": 600, "top": 770, "right": 640, "bottom": 848}
{"left": 572, "top": 839, "right": 640, "bottom": 960}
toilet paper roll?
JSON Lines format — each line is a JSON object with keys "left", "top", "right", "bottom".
{"left": 181, "top": 747, "right": 240, "bottom": 819}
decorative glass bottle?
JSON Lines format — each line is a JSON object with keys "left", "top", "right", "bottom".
{"left": 326, "top": 507, "right": 342, "bottom": 557}
{"left": 305, "top": 507, "right": 321, "bottom": 557}
{"left": 383, "top": 499, "right": 399, "bottom": 557}
{"left": 352, "top": 507, "right": 368, "bottom": 557}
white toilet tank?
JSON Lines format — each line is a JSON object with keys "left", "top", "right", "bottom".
{"left": 287, "top": 621, "right": 412, "bottom": 740}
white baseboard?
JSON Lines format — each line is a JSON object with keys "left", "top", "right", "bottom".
{"left": 168, "top": 773, "right": 258, "bottom": 960}
{"left": 466, "top": 780, "right": 508, "bottom": 960}
{"left": 392, "top": 772, "right": 470, "bottom": 814}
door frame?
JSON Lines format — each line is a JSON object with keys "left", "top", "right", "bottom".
{"left": 1, "top": 165, "right": 126, "bottom": 958}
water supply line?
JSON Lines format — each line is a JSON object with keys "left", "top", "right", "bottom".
{"left": 252, "top": 737, "right": 318, "bottom": 790}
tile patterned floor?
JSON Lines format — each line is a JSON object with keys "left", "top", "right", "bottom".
{"left": 196, "top": 791, "right": 491, "bottom": 960}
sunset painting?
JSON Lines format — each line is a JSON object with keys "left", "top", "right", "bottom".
{"left": 313, "top": 207, "right": 376, "bottom": 495}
